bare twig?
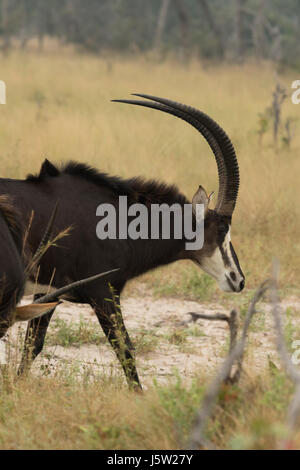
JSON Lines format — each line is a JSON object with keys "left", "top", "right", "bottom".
{"left": 185, "top": 311, "right": 230, "bottom": 323}
{"left": 270, "top": 260, "right": 300, "bottom": 447}
{"left": 187, "top": 281, "right": 268, "bottom": 450}
{"left": 184, "top": 309, "right": 239, "bottom": 365}
{"left": 227, "top": 310, "right": 239, "bottom": 354}
{"left": 272, "top": 82, "right": 287, "bottom": 145}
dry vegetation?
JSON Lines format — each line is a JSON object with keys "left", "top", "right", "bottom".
{"left": 0, "top": 48, "right": 300, "bottom": 449}
{"left": 0, "top": 361, "right": 299, "bottom": 449}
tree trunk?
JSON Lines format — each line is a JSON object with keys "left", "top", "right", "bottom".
{"left": 173, "top": 0, "right": 189, "bottom": 62}
{"left": 197, "top": 0, "right": 225, "bottom": 58}
{"left": 0, "top": 0, "right": 11, "bottom": 52}
{"left": 153, "top": 0, "right": 170, "bottom": 51}
{"left": 252, "top": 0, "right": 266, "bottom": 59}
{"left": 235, "top": 0, "right": 248, "bottom": 62}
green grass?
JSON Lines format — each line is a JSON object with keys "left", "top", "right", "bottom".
{"left": 133, "top": 329, "right": 160, "bottom": 355}
{"left": 165, "top": 328, "right": 188, "bottom": 347}
{"left": 186, "top": 326, "right": 206, "bottom": 337}
{"left": 46, "top": 317, "right": 105, "bottom": 347}
{"left": 153, "top": 269, "right": 216, "bottom": 301}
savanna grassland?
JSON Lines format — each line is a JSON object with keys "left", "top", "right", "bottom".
{"left": 0, "top": 48, "right": 300, "bottom": 450}
{"left": 1, "top": 49, "right": 299, "bottom": 290}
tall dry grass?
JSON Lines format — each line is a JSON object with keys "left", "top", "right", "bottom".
{"left": 0, "top": 50, "right": 299, "bottom": 290}
{"left": 0, "top": 365, "right": 298, "bottom": 450}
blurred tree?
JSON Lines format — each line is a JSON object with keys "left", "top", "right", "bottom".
{"left": 0, "top": 0, "right": 10, "bottom": 51}
{"left": 153, "top": 0, "right": 170, "bottom": 51}
{"left": 197, "top": 0, "right": 226, "bottom": 58}
{"left": 173, "top": 0, "right": 190, "bottom": 61}
{"left": 0, "top": 0, "right": 299, "bottom": 68}
{"left": 234, "top": 0, "right": 248, "bottom": 61}
{"left": 252, "top": 0, "right": 266, "bottom": 59}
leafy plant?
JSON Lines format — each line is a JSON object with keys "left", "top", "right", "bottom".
{"left": 47, "top": 317, "right": 104, "bottom": 347}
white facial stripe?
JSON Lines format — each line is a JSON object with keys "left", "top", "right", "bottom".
{"left": 222, "top": 228, "right": 231, "bottom": 253}
{"left": 199, "top": 227, "right": 243, "bottom": 292}
{"left": 200, "top": 229, "right": 232, "bottom": 279}
{"left": 200, "top": 247, "right": 225, "bottom": 279}
{"left": 223, "top": 229, "right": 235, "bottom": 268}
{"left": 222, "top": 228, "right": 240, "bottom": 275}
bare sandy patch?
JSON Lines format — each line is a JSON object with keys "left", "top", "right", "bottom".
{"left": 2, "top": 293, "right": 300, "bottom": 387}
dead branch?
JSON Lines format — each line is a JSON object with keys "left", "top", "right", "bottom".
{"left": 187, "top": 281, "right": 268, "bottom": 450}
{"left": 185, "top": 312, "right": 230, "bottom": 323}
{"left": 272, "top": 83, "right": 287, "bottom": 145}
{"left": 184, "top": 309, "right": 239, "bottom": 358}
{"left": 270, "top": 260, "right": 300, "bottom": 447}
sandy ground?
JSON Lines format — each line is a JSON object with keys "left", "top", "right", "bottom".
{"left": 1, "top": 291, "right": 300, "bottom": 387}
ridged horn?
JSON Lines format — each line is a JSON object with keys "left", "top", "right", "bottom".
{"left": 112, "top": 94, "right": 239, "bottom": 217}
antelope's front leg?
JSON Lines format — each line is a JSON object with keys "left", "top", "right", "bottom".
{"left": 94, "top": 297, "right": 141, "bottom": 391}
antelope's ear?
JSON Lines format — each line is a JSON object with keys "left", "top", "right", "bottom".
{"left": 15, "top": 302, "right": 59, "bottom": 322}
{"left": 192, "top": 185, "right": 214, "bottom": 217}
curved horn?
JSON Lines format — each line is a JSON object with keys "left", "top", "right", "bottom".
{"left": 112, "top": 94, "right": 239, "bottom": 217}
{"left": 33, "top": 268, "right": 119, "bottom": 304}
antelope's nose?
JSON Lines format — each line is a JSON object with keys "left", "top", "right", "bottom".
{"left": 239, "top": 279, "right": 245, "bottom": 291}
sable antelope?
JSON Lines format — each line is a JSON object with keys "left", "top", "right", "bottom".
{"left": 0, "top": 95, "right": 244, "bottom": 389}
{"left": 0, "top": 196, "right": 117, "bottom": 366}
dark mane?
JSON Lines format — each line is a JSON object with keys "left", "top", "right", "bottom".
{"left": 126, "top": 177, "right": 188, "bottom": 206}
{"left": 63, "top": 161, "right": 135, "bottom": 198}
{"left": 27, "top": 159, "right": 188, "bottom": 206}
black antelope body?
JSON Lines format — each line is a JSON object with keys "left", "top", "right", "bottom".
{"left": 0, "top": 95, "right": 244, "bottom": 389}
{"left": 0, "top": 196, "right": 60, "bottom": 340}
